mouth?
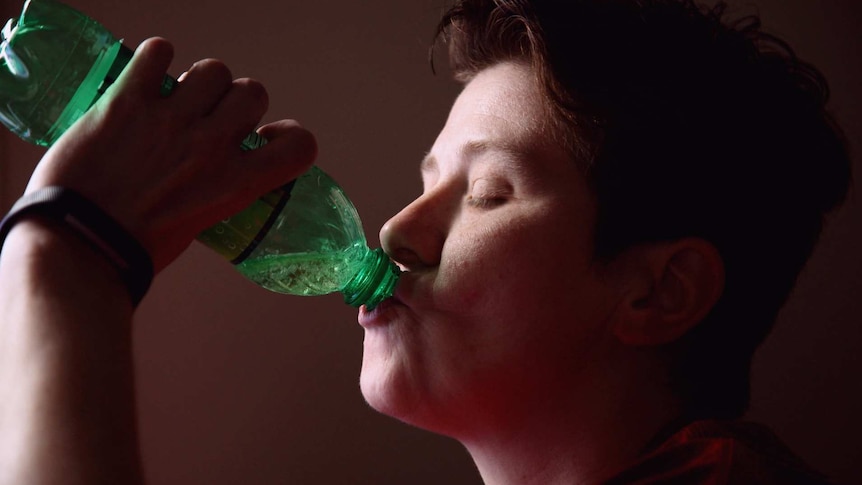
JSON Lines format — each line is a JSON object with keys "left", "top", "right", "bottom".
{"left": 357, "top": 294, "right": 405, "bottom": 328}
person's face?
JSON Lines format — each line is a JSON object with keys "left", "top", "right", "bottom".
{"left": 358, "top": 62, "right": 620, "bottom": 436}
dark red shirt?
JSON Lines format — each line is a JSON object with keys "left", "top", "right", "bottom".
{"left": 602, "top": 420, "right": 832, "bottom": 484}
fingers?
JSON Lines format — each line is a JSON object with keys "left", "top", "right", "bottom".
{"left": 172, "top": 59, "right": 234, "bottom": 120}
{"left": 119, "top": 38, "right": 256, "bottom": 129}
{"left": 243, "top": 120, "right": 318, "bottom": 191}
{"left": 116, "top": 38, "right": 175, "bottom": 99}
{"left": 203, "top": 77, "right": 269, "bottom": 144}
{"left": 21, "top": 34, "right": 321, "bottom": 274}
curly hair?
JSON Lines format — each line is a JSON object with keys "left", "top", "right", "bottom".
{"left": 434, "top": 0, "right": 852, "bottom": 419}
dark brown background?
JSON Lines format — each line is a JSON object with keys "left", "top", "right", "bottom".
{"left": 1, "top": 0, "right": 859, "bottom": 483}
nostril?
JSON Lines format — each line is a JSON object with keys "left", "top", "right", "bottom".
{"left": 389, "top": 247, "right": 422, "bottom": 272}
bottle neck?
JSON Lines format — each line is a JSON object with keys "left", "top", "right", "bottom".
{"left": 341, "top": 247, "right": 400, "bottom": 309}
{"left": 43, "top": 39, "right": 121, "bottom": 145}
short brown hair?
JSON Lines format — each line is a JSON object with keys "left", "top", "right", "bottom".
{"left": 435, "top": 0, "right": 851, "bottom": 419}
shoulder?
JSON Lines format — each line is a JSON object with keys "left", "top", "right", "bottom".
{"left": 601, "top": 420, "right": 833, "bottom": 485}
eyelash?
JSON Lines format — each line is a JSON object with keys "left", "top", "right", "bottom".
{"left": 466, "top": 195, "right": 507, "bottom": 209}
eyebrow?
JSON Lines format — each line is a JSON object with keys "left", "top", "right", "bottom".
{"left": 462, "top": 139, "right": 523, "bottom": 162}
{"left": 420, "top": 139, "right": 529, "bottom": 175}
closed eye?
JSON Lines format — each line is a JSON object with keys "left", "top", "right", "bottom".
{"left": 467, "top": 177, "right": 512, "bottom": 209}
{"left": 466, "top": 195, "right": 507, "bottom": 209}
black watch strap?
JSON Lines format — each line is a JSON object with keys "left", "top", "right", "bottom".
{"left": 0, "top": 187, "right": 154, "bottom": 306}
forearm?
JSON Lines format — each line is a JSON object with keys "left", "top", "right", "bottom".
{"left": 0, "top": 219, "right": 143, "bottom": 485}
{"left": 0, "top": 35, "right": 315, "bottom": 485}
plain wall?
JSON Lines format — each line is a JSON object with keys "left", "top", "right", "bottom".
{"left": 1, "top": 0, "right": 860, "bottom": 484}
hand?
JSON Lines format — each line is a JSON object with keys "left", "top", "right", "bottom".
{"left": 25, "top": 37, "right": 317, "bottom": 272}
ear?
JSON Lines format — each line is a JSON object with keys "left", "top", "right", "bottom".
{"left": 609, "top": 238, "right": 725, "bottom": 346}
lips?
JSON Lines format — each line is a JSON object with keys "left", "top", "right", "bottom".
{"left": 358, "top": 295, "right": 404, "bottom": 328}
{"left": 358, "top": 272, "right": 418, "bottom": 328}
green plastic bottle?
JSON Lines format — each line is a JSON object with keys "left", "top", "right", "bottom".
{"left": 0, "top": 0, "right": 398, "bottom": 308}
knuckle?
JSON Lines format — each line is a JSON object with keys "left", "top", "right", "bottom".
{"left": 189, "top": 58, "right": 233, "bottom": 85}
{"left": 284, "top": 123, "right": 318, "bottom": 163}
{"left": 233, "top": 78, "right": 269, "bottom": 107}
{"left": 139, "top": 37, "right": 174, "bottom": 59}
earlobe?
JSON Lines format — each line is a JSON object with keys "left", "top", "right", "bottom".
{"left": 612, "top": 239, "right": 725, "bottom": 346}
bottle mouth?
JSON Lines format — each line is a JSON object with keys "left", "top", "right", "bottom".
{"left": 342, "top": 248, "right": 400, "bottom": 309}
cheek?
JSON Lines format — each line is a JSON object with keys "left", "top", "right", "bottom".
{"left": 433, "top": 252, "right": 487, "bottom": 311}
{"left": 436, "top": 205, "right": 601, "bottom": 320}
{"left": 434, "top": 219, "right": 536, "bottom": 312}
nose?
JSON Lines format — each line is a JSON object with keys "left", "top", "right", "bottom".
{"left": 379, "top": 191, "right": 450, "bottom": 271}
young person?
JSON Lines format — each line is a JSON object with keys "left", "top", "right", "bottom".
{"left": 361, "top": 1, "right": 849, "bottom": 482}
{"left": 0, "top": 1, "right": 850, "bottom": 483}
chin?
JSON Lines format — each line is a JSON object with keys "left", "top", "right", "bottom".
{"left": 359, "top": 349, "right": 474, "bottom": 439}
{"left": 359, "top": 343, "right": 449, "bottom": 435}
{"left": 360, "top": 345, "right": 414, "bottom": 416}
{"left": 357, "top": 313, "right": 469, "bottom": 435}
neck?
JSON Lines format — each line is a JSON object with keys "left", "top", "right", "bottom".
{"left": 459, "top": 350, "right": 684, "bottom": 485}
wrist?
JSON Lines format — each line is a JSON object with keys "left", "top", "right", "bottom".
{"left": 0, "top": 187, "right": 153, "bottom": 306}
{"left": 1, "top": 217, "right": 133, "bottom": 310}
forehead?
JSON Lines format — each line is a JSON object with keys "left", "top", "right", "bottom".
{"left": 452, "top": 62, "right": 548, "bottom": 137}
{"left": 426, "top": 62, "right": 565, "bottom": 175}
